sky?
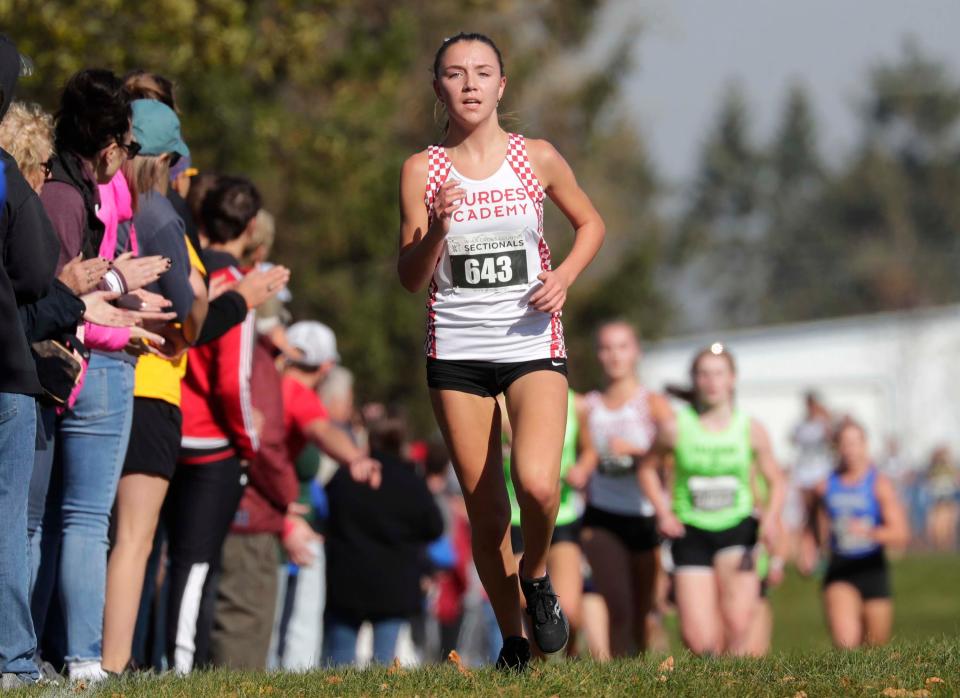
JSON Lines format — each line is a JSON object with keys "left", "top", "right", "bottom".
{"left": 600, "top": 0, "right": 960, "bottom": 185}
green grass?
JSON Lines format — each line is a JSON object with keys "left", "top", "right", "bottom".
{"left": 768, "top": 553, "right": 960, "bottom": 651}
{"left": 13, "top": 555, "right": 960, "bottom": 697}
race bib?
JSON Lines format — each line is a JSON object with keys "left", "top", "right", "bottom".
{"left": 833, "top": 515, "right": 875, "bottom": 554}
{"left": 448, "top": 230, "right": 529, "bottom": 290}
{"left": 597, "top": 454, "right": 635, "bottom": 476}
{"left": 688, "top": 475, "right": 739, "bottom": 511}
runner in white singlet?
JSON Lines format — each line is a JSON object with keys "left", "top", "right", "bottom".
{"left": 423, "top": 133, "right": 564, "bottom": 362}
{"left": 567, "top": 321, "right": 671, "bottom": 656}
{"left": 397, "top": 33, "right": 605, "bottom": 670}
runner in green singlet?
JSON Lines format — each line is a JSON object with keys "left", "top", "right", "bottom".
{"left": 639, "top": 344, "right": 785, "bottom": 656}
{"left": 503, "top": 390, "right": 585, "bottom": 656}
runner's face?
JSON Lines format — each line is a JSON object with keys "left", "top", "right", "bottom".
{"left": 434, "top": 41, "right": 505, "bottom": 129}
{"left": 596, "top": 324, "right": 640, "bottom": 381}
{"left": 837, "top": 426, "right": 869, "bottom": 471}
{"left": 694, "top": 354, "right": 735, "bottom": 407}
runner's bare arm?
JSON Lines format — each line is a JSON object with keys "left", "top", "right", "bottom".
{"left": 397, "top": 151, "right": 465, "bottom": 292}
{"left": 639, "top": 402, "right": 683, "bottom": 537}
{"left": 807, "top": 480, "right": 829, "bottom": 549}
{"left": 751, "top": 419, "right": 786, "bottom": 546}
{"left": 526, "top": 139, "right": 605, "bottom": 313}
{"left": 305, "top": 418, "right": 381, "bottom": 488}
{"left": 565, "top": 393, "right": 597, "bottom": 489}
{"left": 871, "top": 473, "right": 910, "bottom": 548}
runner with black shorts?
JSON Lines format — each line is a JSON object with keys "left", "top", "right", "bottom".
{"left": 808, "top": 418, "right": 909, "bottom": 648}
{"left": 569, "top": 321, "right": 670, "bottom": 656}
{"left": 639, "top": 344, "right": 785, "bottom": 656}
{"left": 397, "top": 33, "right": 605, "bottom": 670}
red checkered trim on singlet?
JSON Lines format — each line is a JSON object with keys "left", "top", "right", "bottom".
{"left": 425, "top": 144, "right": 454, "bottom": 224}
{"left": 423, "top": 145, "right": 453, "bottom": 358}
{"left": 505, "top": 133, "right": 545, "bottom": 205}
{"left": 506, "top": 134, "right": 565, "bottom": 359}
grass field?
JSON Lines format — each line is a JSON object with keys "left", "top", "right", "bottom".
{"left": 12, "top": 554, "right": 960, "bottom": 697}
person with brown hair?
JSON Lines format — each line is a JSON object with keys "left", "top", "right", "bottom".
{"left": 807, "top": 418, "right": 909, "bottom": 648}
{"left": 568, "top": 321, "right": 669, "bottom": 657}
{"left": 31, "top": 74, "right": 172, "bottom": 684}
{"left": 396, "top": 32, "right": 604, "bottom": 671}
{"left": 639, "top": 344, "right": 785, "bottom": 656}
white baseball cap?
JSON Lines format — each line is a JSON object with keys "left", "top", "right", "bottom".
{"left": 286, "top": 321, "right": 340, "bottom": 367}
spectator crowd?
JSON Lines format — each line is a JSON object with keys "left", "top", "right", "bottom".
{"left": 0, "top": 38, "right": 450, "bottom": 688}
{"left": 1, "top": 34, "right": 958, "bottom": 690}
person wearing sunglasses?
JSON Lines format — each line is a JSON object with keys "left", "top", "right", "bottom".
{"left": 31, "top": 72, "right": 172, "bottom": 685}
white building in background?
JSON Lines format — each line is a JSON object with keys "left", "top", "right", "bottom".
{"left": 640, "top": 304, "right": 960, "bottom": 470}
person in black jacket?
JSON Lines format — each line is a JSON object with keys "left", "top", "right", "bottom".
{"left": 322, "top": 415, "right": 444, "bottom": 666}
{"left": 0, "top": 35, "right": 60, "bottom": 689}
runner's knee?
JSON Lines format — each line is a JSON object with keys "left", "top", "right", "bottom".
{"left": 515, "top": 475, "right": 560, "bottom": 514}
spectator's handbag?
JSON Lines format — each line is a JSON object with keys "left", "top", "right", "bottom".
{"left": 31, "top": 334, "right": 89, "bottom": 407}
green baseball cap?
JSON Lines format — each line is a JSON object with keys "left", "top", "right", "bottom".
{"left": 131, "top": 99, "right": 189, "bottom": 159}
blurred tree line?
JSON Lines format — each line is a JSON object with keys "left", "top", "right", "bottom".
{"left": 6, "top": 1, "right": 960, "bottom": 432}
{"left": 8, "top": 0, "right": 665, "bottom": 430}
{"left": 672, "top": 40, "right": 960, "bottom": 331}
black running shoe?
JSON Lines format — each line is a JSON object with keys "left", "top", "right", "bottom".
{"left": 520, "top": 572, "right": 569, "bottom": 654}
{"left": 495, "top": 635, "right": 531, "bottom": 672}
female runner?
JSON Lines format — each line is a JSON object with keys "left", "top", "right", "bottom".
{"left": 639, "top": 344, "right": 785, "bottom": 656}
{"left": 807, "top": 418, "right": 909, "bottom": 648}
{"left": 567, "top": 321, "right": 669, "bottom": 656}
{"left": 397, "top": 32, "right": 604, "bottom": 670}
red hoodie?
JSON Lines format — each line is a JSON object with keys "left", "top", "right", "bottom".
{"left": 231, "top": 336, "right": 300, "bottom": 534}
{"left": 179, "top": 253, "right": 259, "bottom": 464}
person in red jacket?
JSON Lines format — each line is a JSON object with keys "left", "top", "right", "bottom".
{"left": 206, "top": 210, "right": 312, "bottom": 670}
{"left": 165, "top": 176, "right": 267, "bottom": 674}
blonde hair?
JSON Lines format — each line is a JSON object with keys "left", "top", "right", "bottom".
{"left": 123, "top": 154, "right": 171, "bottom": 196}
{"left": 0, "top": 102, "right": 54, "bottom": 179}
{"left": 242, "top": 209, "right": 275, "bottom": 264}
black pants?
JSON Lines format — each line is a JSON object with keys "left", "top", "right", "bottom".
{"left": 163, "top": 454, "right": 245, "bottom": 673}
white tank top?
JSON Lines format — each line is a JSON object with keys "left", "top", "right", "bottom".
{"left": 585, "top": 387, "right": 656, "bottom": 516}
{"left": 423, "top": 133, "right": 565, "bottom": 362}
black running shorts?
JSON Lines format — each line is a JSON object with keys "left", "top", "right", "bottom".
{"left": 581, "top": 505, "right": 660, "bottom": 553}
{"left": 823, "top": 550, "right": 891, "bottom": 600}
{"left": 671, "top": 516, "right": 758, "bottom": 571}
{"left": 426, "top": 357, "right": 568, "bottom": 398}
{"left": 510, "top": 519, "right": 581, "bottom": 555}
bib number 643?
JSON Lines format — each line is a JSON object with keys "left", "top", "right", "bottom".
{"left": 464, "top": 256, "right": 513, "bottom": 285}
{"left": 452, "top": 249, "right": 527, "bottom": 289}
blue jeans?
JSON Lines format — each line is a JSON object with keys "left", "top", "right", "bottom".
{"left": 0, "top": 392, "right": 39, "bottom": 680}
{"left": 322, "top": 612, "right": 405, "bottom": 666}
{"left": 27, "top": 406, "right": 56, "bottom": 593}
{"left": 33, "top": 354, "right": 134, "bottom": 664}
